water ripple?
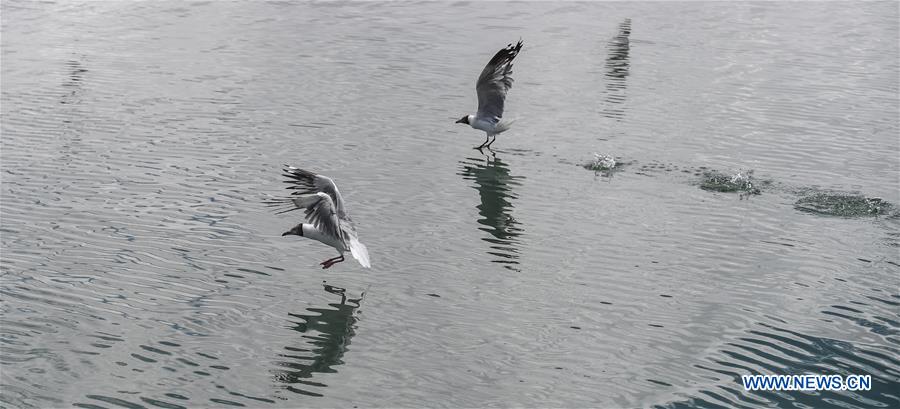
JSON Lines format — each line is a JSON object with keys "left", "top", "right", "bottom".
{"left": 2, "top": 1, "right": 898, "bottom": 408}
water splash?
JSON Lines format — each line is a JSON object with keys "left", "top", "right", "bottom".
{"left": 699, "top": 169, "right": 761, "bottom": 196}
{"left": 583, "top": 153, "right": 620, "bottom": 172}
{"left": 794, "top": 192, "right": 894, "bottom": 217}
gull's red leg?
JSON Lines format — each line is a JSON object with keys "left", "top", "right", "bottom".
{"left": 320, "top": 255, "right": 345, "bottom": 269}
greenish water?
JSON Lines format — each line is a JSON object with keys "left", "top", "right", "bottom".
{"left": 2, "top": 1, "right": 898, "bottom": 408}
{"left": 699, "top": 170, "right": 761, "bottom": 195}
{"left": 795, "top": 192, "right": 894, "bottom": 217}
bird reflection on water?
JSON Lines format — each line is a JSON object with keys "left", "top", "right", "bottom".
{"left": 272, "top": 282, "right": 363, "bottom": 397}
{"left": 61, "top": 58, "right": 87, "bottom": 105}
{"left": 458, "top": 154, "right": 525, "bottom": 270}
{"left": 603, "top": 18, "right": 632, "bottom": 120}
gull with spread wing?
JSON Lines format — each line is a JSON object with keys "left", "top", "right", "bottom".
{"left": 267, "top": 166, "right": 370, "bottom": 269}
{"left": 456, "top": 40, "right": 523, "bottom": 151}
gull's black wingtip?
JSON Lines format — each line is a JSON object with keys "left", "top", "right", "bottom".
{"left": 487, "top": 39, "right": 525, "bottom": 67}
{"left": 507, "top": 39, "right": 523, "bottom": 58}
{"left": 506, "top": 39, "right": 522, "bottom": 48}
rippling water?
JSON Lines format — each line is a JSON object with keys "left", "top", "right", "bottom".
{"left": 2, "top": 1, "right": 898, "bottom": 408}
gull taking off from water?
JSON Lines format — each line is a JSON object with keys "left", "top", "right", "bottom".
{"left": 267, "top": 166, "right": 371, "bottom": 269}
{"left": 456, "top": 40, "right": 523, "bottom": 151}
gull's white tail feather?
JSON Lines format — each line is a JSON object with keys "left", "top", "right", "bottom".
{"left": 349, "top": 238, "right": 371, "bottom": 268}
{"left": 496, "top": 118, "right": 517, "bottom": 133}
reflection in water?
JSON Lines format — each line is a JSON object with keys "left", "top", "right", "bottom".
{"left": 61, "top": 59, "right": 87, "bottom": 105}
{"left": 59, "top": 58, "right": 88, "bottom": 160}
{"left": 458, "top": 155, "right": 525, "bottom": 270}
{"left": 273, "top": 283, "right": 363, "bottom": 397}
{"left": 603, "top": 19, "right": 631, "bottom": 120}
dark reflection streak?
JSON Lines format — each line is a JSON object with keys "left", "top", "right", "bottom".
{"left": 458, "top": 155, "right": 525, "bottom": 271}
{"left": 61, "top": 59, "right": 87, "bottom": 105}
{"left": 602, "top": 19, "right": 631, "bottom": 120}
{"left": 58, "top": 58, "right": 87, "bottom": 165}
{"left": 273, "top": 284, "right": 362, "bottom": 397}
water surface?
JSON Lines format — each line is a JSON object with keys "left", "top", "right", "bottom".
{"left": 2, "top": 2, "right": 898, "bottom": 408}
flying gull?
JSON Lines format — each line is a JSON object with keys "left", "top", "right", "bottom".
{"left": 456, "top": 40, "right": 523, "bottom": 151}
{"left": 267, "top": 166, "right": 371, "bottom": 269}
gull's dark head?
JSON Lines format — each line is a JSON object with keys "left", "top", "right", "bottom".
{"left": 282, "top": 224, "right": 303, "bottom": 237}
{"left": 455, "top": 115, "right": 470, "bottom": 125}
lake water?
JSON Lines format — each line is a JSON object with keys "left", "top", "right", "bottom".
{"left": 2, "top": 2, "right": 898, "bottom": 408}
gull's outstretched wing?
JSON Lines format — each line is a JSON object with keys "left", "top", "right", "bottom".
{"left": 266, "top": 165, "right": 370, "bottom": 266}
{"left": 287, "top": 192, "right": 342, "bottom": 242}
{"left": 476, "top": 40, "right": 523, "bottom": 121}
{"left": 277, "top": 165, "right": 347, "bottom": 218}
